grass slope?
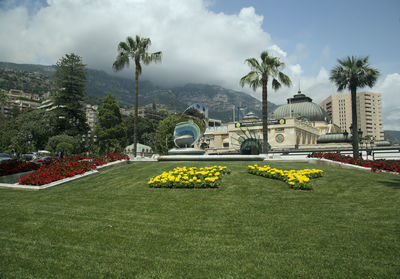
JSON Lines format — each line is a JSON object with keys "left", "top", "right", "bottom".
{"left": 0, "top": 161, "right": 399, "bottom": 278}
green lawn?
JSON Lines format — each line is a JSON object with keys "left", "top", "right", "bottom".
{"left": 1, "top": 161, "right": 399, "bottom": 278}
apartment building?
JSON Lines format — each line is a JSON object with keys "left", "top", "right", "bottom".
{"left": 320, "top": 92, "right": 384, "bottom": 140}
{"left": 85, "top": 104, "right": 98, "bottom": 130}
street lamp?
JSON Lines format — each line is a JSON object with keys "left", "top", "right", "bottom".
{"left": 343, "top": 130, "right": 349, "bottom": 141}
{"left": 350, "top": 125, "right": 364, "bottom": 157}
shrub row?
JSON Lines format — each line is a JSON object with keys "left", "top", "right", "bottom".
{"left": 18, "top": 153, "right": 128, "bottom": 186}
{"left": 310, "top": 152, "right": 400, "bottom": 173}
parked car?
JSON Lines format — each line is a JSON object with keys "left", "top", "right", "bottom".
{"left": 0, "top": 153, "right": 12, "bottom": 162}
{"left": 36, "top": 156, "right": 60, "bottom": 164}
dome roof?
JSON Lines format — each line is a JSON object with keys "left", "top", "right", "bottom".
{"left": 272, "top": 90, "right": 330, "bottom": 122}
{"left": 242, "top": 112, "right": 259, "bottom": 122}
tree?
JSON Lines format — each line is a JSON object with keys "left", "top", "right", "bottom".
{"left": 94, "top": 94, "right": 127, "bottom": 154}
{"left": 15, "top": 110, "right": 56, "bottom": 151}
{"left": 113, "top": 35, "right": 162, "bottom": 157}
{"left": 54, "top": 53, "right": 89, "bottom": 136}
{"left": 46, "top": 134, "right": 80, "bottom": 154}
{"left": 155, "top": 115, "right": 186, "bottom": 155}
{"left": 0, "top": 88, "right": 8, "bottom": 116}
{"left": 0, "top": 117, "right": 17, "bottom": 153}
{"left": 240, "top": 51, "right": 291, "bottom": 153}
{"left": 124, "top": 114, "right": 156, "bottom": 148}
{"left": 330, "top": 56, "right": 379, "bottom": 159}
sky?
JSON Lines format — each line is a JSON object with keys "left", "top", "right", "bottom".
{"left": 0, "top": 0, "right": 399, "bottom": 130}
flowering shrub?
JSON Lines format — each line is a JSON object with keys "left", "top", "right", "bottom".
{"left": 248, "top": 164, "right": 323, "bottom": 190}
{"left": 310, "top": 152, "right": 400, "bottom": 173}
{"left": 18, "top": 153, "right": 129, "bottom": 186}
{"left": 0, "top": 160, "right": 39, "bottom": 176}
{"left": 148, "top": 166, "right": 231, "bottom": 188}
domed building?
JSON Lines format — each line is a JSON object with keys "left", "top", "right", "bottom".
{"left": 272, "top": 90, "right": 330, "bottom": 122}
{"left": 204, "top": 90, "right": 342, "bottom": 154}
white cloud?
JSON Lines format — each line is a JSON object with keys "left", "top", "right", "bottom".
{"left": 0, "top": 0, "right": 399, "bottom": 130}
{"left": 0, "top": 0, "right": 272, "bottom": 89}
{"left": 375, "top": 73, "right": 400, "bottom": 130}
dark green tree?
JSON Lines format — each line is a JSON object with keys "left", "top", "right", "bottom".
{"left": 46, "top": 134, "right": 80, "bottom": 154}
{"left": 0, "top": 88, "right": 8, "bottom": 116}
{"left": 95, "top": 94, "right": 127, "bottom": 154}
{"left": 330, "top": 56, "right": 379, "bottom": 159}
{"left": 155, "top": 115, "right": 186, "bottom": 155}
{"left": 124, "top": 114, "right": 156, "bottom": 148}
{"left": 0, "top": 117, "right": 18, "bottom": 152}
{"left": 240, "top": 51, "right": 291, "bottom": 153}
{"left": 113, "top": 35, "right": 162, "bottom": 157}
{"left": 54, "top": 53, "right": 89, "bottom": 136}
{"left": 14, "top": 110, "right": 56, "bottom": 151}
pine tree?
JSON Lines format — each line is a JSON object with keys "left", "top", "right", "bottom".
{"left": 54, "top": 53, "right": 89, "bottom": 136}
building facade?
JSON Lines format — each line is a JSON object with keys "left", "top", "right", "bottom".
{"left": 320, "top": 91, "right": 384, "bottom": 140}
{"left": 204, "top": 90, "right": 340, "bottom": 154}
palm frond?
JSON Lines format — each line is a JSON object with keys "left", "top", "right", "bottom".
{"left": 240, "top": 71, "right": 261, "bottom": 91}
{"left": 127, "top": 36, "right": 136, "bottom": 50}
{"left": 260, "top": 51, "right": 269, "bottom": 62}
{"left": 271, "top": 78, "right": 281, "bottom": 90}
{"left": 245, "top": 58, "right": 261, "bottom": 72}
{"left": 151, "top": 51, "right": 162, "bottom": 63}
{"left": 112, "top": 52, "right": 129, "bottom": 72}
{"left": 117, "top": 41, "right": 130, "bottom": 52}
{"left": 278, "top": 72, "right": 291, "bottom": 87}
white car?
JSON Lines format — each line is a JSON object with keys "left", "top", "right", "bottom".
{"left": 0, "top": 153, "right": 12, "bottom": 162}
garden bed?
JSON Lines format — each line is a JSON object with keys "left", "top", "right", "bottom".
{"left": 0, "top": 153, "right": 129, "bottom": 191}
{"left": 309, "top": 152, "right": 400, "bottom": 174}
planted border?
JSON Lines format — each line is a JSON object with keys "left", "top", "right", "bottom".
{"left": 247, "top": 164, "right": 323, "bottom": 190}
{"left": 0, "top": 160, "right": 39, "bottom": 176}
{"left": 148, "top": 166, "right": 231, "bottom": 188}
{"left": 18, "top": 153, "right": 129, "bottom": 186}
{"left": 310, "top": 152, "right": 400, "bottom": 173}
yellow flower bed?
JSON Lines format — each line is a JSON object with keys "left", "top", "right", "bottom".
{"left": 148, "top": 166, "right": 231, "bottom": 188}
{"left": 247, "top": 164, "right": 323, "bottom": 190}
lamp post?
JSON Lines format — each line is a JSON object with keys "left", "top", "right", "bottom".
{"left": 363, "top": 137, "right": 374, "bottom": 160}
{"left": 350, "top": 125, "right": 363, "bottom": 158}
{"left": 343, "top": 130, "right": 349, "bottom": 140}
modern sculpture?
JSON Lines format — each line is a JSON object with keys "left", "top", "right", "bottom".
{"left": 168, "top": 103, "right": 207, "bottom": 155}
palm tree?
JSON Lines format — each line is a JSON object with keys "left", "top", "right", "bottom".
{"left": 330, "top": 56, "right": 379, "bottom": 159}
{"left": 113, "top": 35, "right": 162, "bottom": 157}
{"left": 240, "top": 50, "right": 291, "bottom": 153}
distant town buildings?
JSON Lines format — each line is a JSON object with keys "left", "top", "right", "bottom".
{"left": 1, "top": 89, "right": 42, "bottom": 117}
{"left": 85, "top": 104, "right": 98, "bottom": 130}
{"left": 1, "top": 86, "right": 387, "bottom": 151}
{"left": 320, "top": 91, "right": 384, "bottom": 140}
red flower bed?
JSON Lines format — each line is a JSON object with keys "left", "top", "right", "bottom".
{"left": 18, "top": 153, "right": 129, "bottom": 186}
{"left": 310, "top": 152, "right": 400, "bottom": 173}
{"left": 0, "top": 160, "right": 40, "bottom": 176}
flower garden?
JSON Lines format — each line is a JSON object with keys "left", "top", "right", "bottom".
{"left": 17, "top": 153, "right": 129, "bottom": 186}
{"left": 311, "top": 152, "right": 400, "bottom": 173}
{"left": 0, "top": 160, "right": 39, "bottom": 177}
{"left": 247, "top": 164, "right": 324, "bottom": 190}
{"left": 148, "top": 165, "right": 231, "bottom": 188}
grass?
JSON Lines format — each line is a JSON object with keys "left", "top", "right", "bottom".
{"left": 0, "top": 161, "right": 399, "bottom": 278}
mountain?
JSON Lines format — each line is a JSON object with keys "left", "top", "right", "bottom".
{"left": 384, "top": 130, "right": 400, "bottom": 145}
{"left": 0, "top": 61, "right": 276, "bottom": 122}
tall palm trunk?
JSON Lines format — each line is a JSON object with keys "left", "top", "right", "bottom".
{"left": 262, "top": 78, "right": 268, "bottom": 153}
{"left": 134, "top": 62, "right": 139, "bottom": 157}
{"left": 350, "top": 87, "right": 359, "bottom": 159}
